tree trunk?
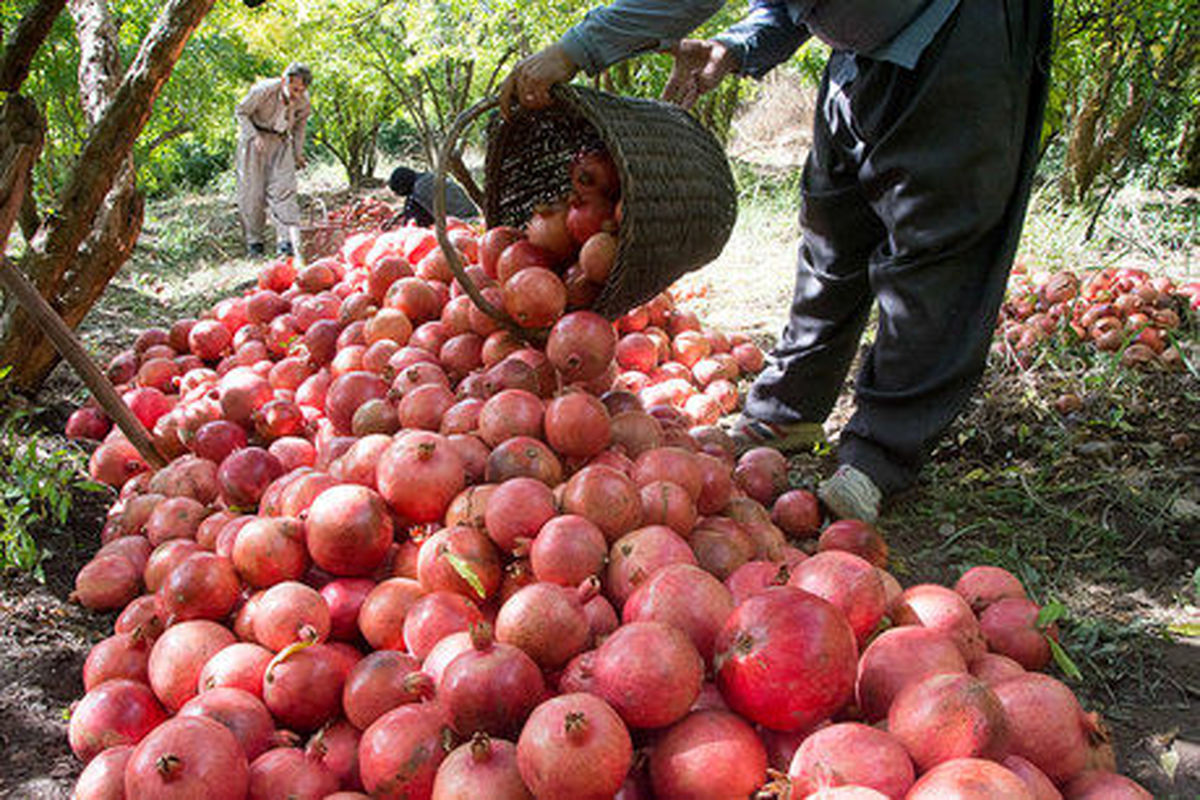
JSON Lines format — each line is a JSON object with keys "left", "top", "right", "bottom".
{"left": 1178, "top": 100, "right": 1200, "bottom": 188}
{"left": 0, "top": 0, "right": 69, "bottom": 92}
{"left": 0, "top": 0, "right": 214, "bottom": 393}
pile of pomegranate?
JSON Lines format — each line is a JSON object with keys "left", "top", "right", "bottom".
{"left": 994, "top": 262, "right": 1197, "bottom": 370}
{"left": 61, "top": 156, "right": 1156, "bottom": 798}
{"left": 324, "top": 196, "right": 397, "bottom": 233}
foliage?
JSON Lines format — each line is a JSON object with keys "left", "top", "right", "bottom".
{"left": 0, "top": 369, "right": 102, "bottom": 577}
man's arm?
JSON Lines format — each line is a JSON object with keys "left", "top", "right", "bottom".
{"left": 292, "top": 97, "right": 310, "bottom": 163}
{"left": 558, "top": 0, "right": 725, "bottom": 76}
{"left": 713, "top": 0, "right": 810, "bottom": 79}
{"left": 235, "top": 82, "right": 266, "bottom": 139}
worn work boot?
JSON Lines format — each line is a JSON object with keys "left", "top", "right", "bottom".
{"left": 247, "top": 242, "right": 265, "bottom": 257}
{"left": 728, "top": 416, "right": 826, "bottom": 456}
{"left": 818, "top": 464, "right": 883, "bottom": 524}
{"left": 277, "top": 239, "right": 295, "bottom": 257}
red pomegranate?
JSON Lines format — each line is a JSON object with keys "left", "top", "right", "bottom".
{"left": 713, "top": 586, "right": 858, "bottom": 732}
{"left": 123, "top": 716, "right": 249, "bottom": 799}
{"left": 516, "top": 692, "right": 633, "bottom": 800}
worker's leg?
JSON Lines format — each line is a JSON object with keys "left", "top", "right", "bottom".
{"left": 742, "top": 56, "right": 887, "bottom": 429}
{"left": 236, "top": 137, "right": 269, "bottom": 250}
{"left": 837, "top": 0, "right": 1053, "bottom": 494}
{"left": 265, "top": 145, "right": 301, "bottom": 251}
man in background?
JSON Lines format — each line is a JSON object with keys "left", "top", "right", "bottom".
{"left": 385, "top": 166, "right": 480, "bottom": 229}
{"left": 235, "top": 62, "right": 312, "bottom": 257}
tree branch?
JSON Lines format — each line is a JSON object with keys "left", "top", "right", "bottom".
{"left": 143, "top": 120, "right": 192, "bottom": 154}
{"left": 0, "top": 0, "right": 69, "bottom": 92}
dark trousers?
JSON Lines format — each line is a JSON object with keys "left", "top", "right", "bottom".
{"left": 744, "top": 0, "right": 1053, "bottom": 494}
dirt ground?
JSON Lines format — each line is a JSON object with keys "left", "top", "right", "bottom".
{"left": 1, "top": 83, "right": 1197, "bottom": 796}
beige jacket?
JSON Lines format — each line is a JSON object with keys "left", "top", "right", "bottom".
{"left": 235, "top": 78, "right": 310, "bottom": 161}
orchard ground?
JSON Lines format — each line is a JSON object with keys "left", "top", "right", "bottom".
{"left": 2, "top": 95, "right": 1198, "bottom": 796}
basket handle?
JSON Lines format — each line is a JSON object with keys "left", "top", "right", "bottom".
{"left": 433, "top": 96, "right": 534, "bottom": 340}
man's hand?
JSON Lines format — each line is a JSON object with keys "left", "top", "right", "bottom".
{"left": 296, "top": 155, "right": 308, "bottom": 170}
{"left": 662, "top": 39, "right": 739, "bottom": 109}
{"left": 499, "top": 43, "right": 579, "bottom": 119}
{"left": 252, "top": 134, "right": 267, "bottom": 154}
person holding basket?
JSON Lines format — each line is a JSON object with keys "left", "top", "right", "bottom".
{"left": 500, "top": 0, "right": 1052, "bottom": 523}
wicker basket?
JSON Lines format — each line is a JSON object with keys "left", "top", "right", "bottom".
{"left": 484, "top": 85, "right": 738, "bottom": 318}
{"left": 433, "top": 85, "right": 737, "bottom": 326}
{"left": 298, "top": 198, "right": 346, "bottom": 263}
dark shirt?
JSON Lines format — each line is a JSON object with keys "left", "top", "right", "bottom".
{"left": 408, "top": 172, "right": 480, "bottom": 224}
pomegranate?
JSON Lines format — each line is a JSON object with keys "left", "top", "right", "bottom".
{"left": 544, "top": 391, "right": 612, "bottom": 458}
{"left": 357, "top": 577, "right": 425, "bottom": 651}
{"left": 72, "top": 555, "right": 141, "bottom": 611}
{"left": 178, "top": 686, "right": 276, "bottom": 761}
{"left": 954, "top": 565, "right": 1028, "bottom": 613}
{"left": 649, "top": 709, "right": 767, "bottom": 800}
{"left": 484, "top": 477, "right": 558, "bottom": 553}
{"left": 123, "top": 716, "right": 249, "bottom": 799}
{"left": 148, "top": 619, "right": 236, "bottom": 712}
{"left": 817, "top": 519, "right": 889, "bottom": 568}
{"left": 217, "top": 446, "right": 284, "bottom": 509}
{"left": 343, "top": 650, "right": 433, "bottom": 730}
{"left": 68, "top": 679, "right": 167, "bottom": 762}
{"left": 72, "top": 743, "right": 131, "bottom": 799}
{"left": 321, "top": 577, "right": 377, "bottom": 642}
{"left": 231, "top": 516, "right": 309, "bottom": 588}
{"left": 561, "top": 465, "right": 644, "bottom": 543}
{"left": 713, "top": 586, "right": 857, "bottom": 732}
{"left": 545, "top": 311, "right": 617, "bottom": 383}
{"left": 198, "top": 641, "right": 273, "bottom": 696}
{"left": 377, "top": 431, "right": 466, "bottom": 523}
{"left": 253, "top": 581, "right": 331, "bottom": 651}
{"left": 606, "top": 524, "right": 698, "bottom": 607}
{"left": 402, "top": 590, "right": 485, "bottom": 660}
{"left": 1062, "top": 771, "right": 1152, "bottom": 799}
{"left": 529, "top": 514, "right": 608, "bottom": 587}
{"left": 979, "top": 596, "right": 1053, "bottom": 670}
{"left": 887, "top": 672, "right": 1010, "bottom": 771}
{"left": 788, "top": 550, "right": 888, "bottom": 645}
{"left": 905, "top": 758, "right": 1034, "bottom": 799}
{"left": 432, "top": 733, "right": 532, "bottom": 800}
{"left": 440, "top": 622, "right": 547, "bottom": 738}
{"left": 358, "top": 702, "right": 452, "bottom": 799}
{"left": 516, "top": 692, "right": 632, "bottom": 800}
{"left": 772, "top": 489, "right": 823, "bottom": 538}
{"left": 788, "top": 722, "right": 915, "bottom": 799}
{"left": 855, "top": 625, "right": 968, "bottom": 722}
{"left": 585, "top": 620, "right": 704, "bottom": 729}
{"left": 622, "top": 562, "right": 734, "bottom": 666}
{"left": 83, "top": 632, "right": 151, "bottom": 690}
{"left": 246, "top": 747, "right": 339, "bottom": 799}
{"left": 262, "top": 642, "right": 347, "bottom": 731}
{"left": 495, "top": 581, "right": 594, "bottom": 671}
{"left": 993, "top": 673, "right": 1105, "bottom": 784}
{"left": 892, "top": 584, "right": 987, "bottom": 662}
{"left": 305, "top": 484, "right": 394, "bottom": 576}
{"left": 1003, "top": 755, "right": 1064, "bottom": 800}
{"left": 417, "top": 524, "right": 502, "bottom": 601}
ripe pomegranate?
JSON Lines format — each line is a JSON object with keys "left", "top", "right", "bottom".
{"left": 484, "top": 477, "right": 558, "bottom": 552}
{"left": 198, "top": 641, "right": 273, "bottom": 696}
{"left": 358, "top": 702, "right": 452, "bottom": 800}
{"left": 529, "top": 514, "right": 608, "bottom": 587}
{"left": 545, "top": 311, "right": 617, "bottom": 383}
{"left": 649, "top": 709, "right": 767, "bottom": 799}
{"left": 544, "top": 391, "right": 612, "bottom": 458}
{"left": 495, "top": 581, "right": 594, "bottom": 671}
{"left": 856, "top": 625, "right": 969, "bottom": 722}
{"left": 585, "top": 620, "right": 704, "bottom": 729}
{"left": 788, "top": 551, "right": 888, "bottom": 645}
{"left": 148, "top": 619, "right": 236, "bottom": 712}
{"left": 305, "top": 484, "right": 394, "bottom": 576}
{"left": 432, "top": 733, "right": 532, "bottom": 800}
{"left": 954, "top": 565, "right": 1028, "bottom": 613}
{"left": 606, "top": 524, "right": 698, "bottom": 607}
{"left": 993, "top": 673, "right": 1105, "bottom": 784}
{"left": 124, "top": 716, "right": 249, "bottom": 799}
{"left": 231, "top": 515, "right": 309, "bottom": 588}
{"left": 561, "top": 464, "right": 644, "bottom": 543}
{"left": 622, "top": 562, "right": 734, "bottom": 666}
{"left": 439, "top": 622, "right": 548, "bottom": 739}
{"left": 788, "top": 722, "right": 915, "bottom": 799}
{"left": 417, "top": 524, "right": 502, "bottom": 601}
{"left": 68, "top": 679, "right": 168, "bottom": 762}
{"left": 1062, "top": 770, "right": 1152, "bottom": 799}
{"left": 72, "top": 555, "right": 141, "bottom": 611}
{"left": 713, "top": 586, "right": 857, "bottom": 732}
{"left": 377, "top": 431, "right": 465, "bottom": 523}
{"left": 246, "top": 747, "right": 340, "bottom": 799}
{"left": 905, "top": 758, "right": 1034, "bottom": 799}
{"left": 516, "top": 693, "right": 633, "bottom": 800}
{"left": 888, "top": 672, "right": 1011, "bottom": 772}
{"left": 82, "top": 632, "right": 151, "bottom": 690}
{"left": 178, "top": 686, "right": 276, "bottom": 761}
{"left": 253, "top": 581, "right": 331, "bottom": 651}
{"left": 817, "top": 518, "right": 889, "bottom": 567}
{"left": 357, "top": 577, "right": 425, "bottom": 651}
{"left": 262, "top": 642, "right": 347, "bottom": 732}
{"left": 342, "top": 650, "right": 433, "bottom": 730}
{"left": 892, "top": 584, "right": 987, "bottom": 662}
{"left": 72, "top": 743, "right": 131, "bottom": 799}
{"left": 402, "top": 590, "right": 485, "bottom": 660}
{"left": 979, "top": 596, "right": 1053, "bottom": 670}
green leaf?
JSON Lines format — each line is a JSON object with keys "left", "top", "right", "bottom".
{"left": 1037, "top": 600, "right": 1068, "bottom": 628}
{"left": 444, "top": 552, "right": 486, "bottom": 599}
{"left": 1047, "top": 637, "right": 1083, "bottom": 680}
{"left": 1167, "top": 622, "right": 1200, "bottom": 638}
{"left": 77, "top": 481, "right": 111, "bottom": 494}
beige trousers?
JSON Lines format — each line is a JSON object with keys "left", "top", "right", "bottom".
{"left": 236, "top": 133, "right": 300, "bottom": 247}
